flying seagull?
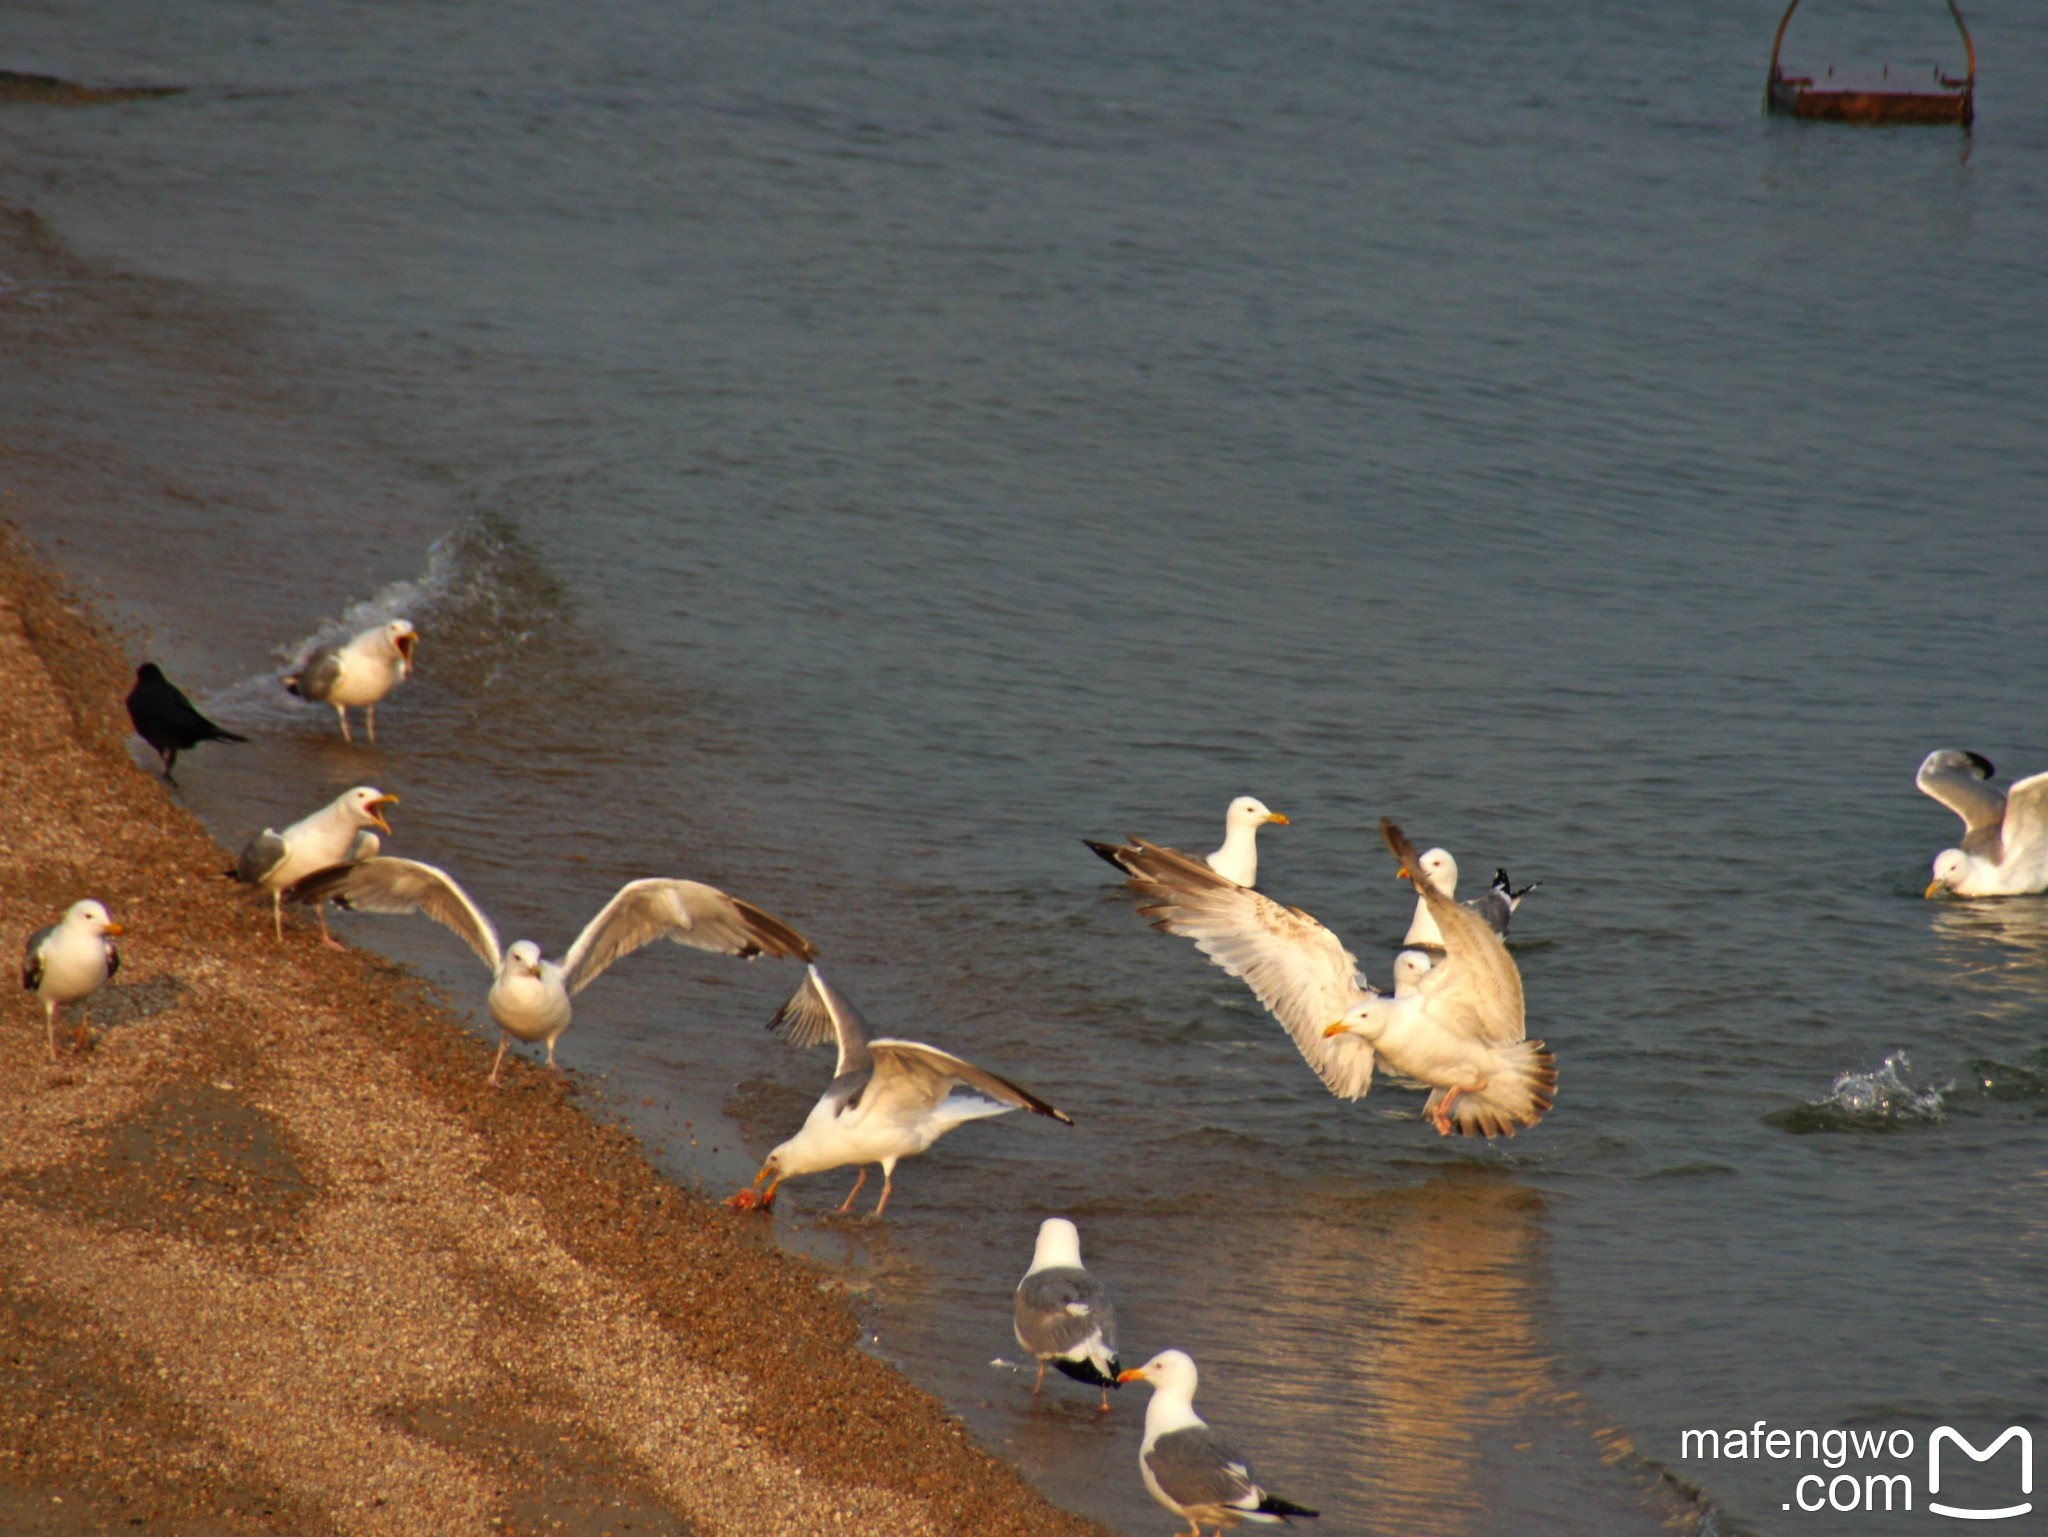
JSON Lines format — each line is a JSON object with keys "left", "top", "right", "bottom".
{"left": 1014, "top": 1217, "right": 1120, "bottom": 1411}
{"left": 287, "top": 855, "right": 816, "bottom": 1083}
{"left": 234, "top": 786, "right": 397, "bottom": 944}
{"left": 22, "top": 899, "right": 122, "bottom": 1061}
{"left": 125, "top": 663, "right": 247, "bottom": 781}
{"left": 284, "top": 618, "right": 417, "bottom": 743}
{"left": 1089, "top": 795, "right": 1288, "bottom": 891}
{"left": 1119, "top": 1350, "right": 1318, "bottom": 1535}
{"left": 1916, "top": 749, "right": 2048, "bottom": 897}
{"left": 727, "top": 966, "right": 1073, "bottom": 1216}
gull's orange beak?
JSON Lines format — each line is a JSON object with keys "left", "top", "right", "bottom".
{"left": 368, "top": 794, "right": 400, "bottom": 834}
{"left": 1266, "top": 811, "right": 1290, "bottom": 825}
{"left": 1924, "top": 879, "right": 1945, "bottom": 899}
{"left": 394, "top": 630, "right": 417, "bottom": 666}
{"left": 1322, "top": 1019, "right": 1349, "bottom": 1039}
{"left": 1116, "top": 1368, "right": 1144, "bottom": 1384}
{"left": 1396, "top": 865, "right": 1414, "bottom": 881}
{"left": 103, "top": 923, "right": 126, "bottom": 937}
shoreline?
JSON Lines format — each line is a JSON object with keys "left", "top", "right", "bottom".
{"left": 0, "top": 526, "right": 1110, "bottom": 1535}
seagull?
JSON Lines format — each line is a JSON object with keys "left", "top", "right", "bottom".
{"left": 1917, "top": 750, "right": 2048, "bottom": 897}
{"left": 285, "top": 856, "right": 817, "bottom": 1084}
{"left": 22, "top": 899, "right": 122, "bottom": 1061}
{"left": 1089, "top": 796, "right": 1288, "bottom": 892}
{"left": 125, "top": 663, "right": 247, "bottom": 781}
{"left": 727, "top": 966, "right": 1073, "bottom": 1216}
{"left": 1092, "top": 824, "right": 1554, "bottom": 1134}
{"left": 1465, "top": 868, "right": 1540, "bottom": 937}
{"left": 234, "top": 786, "right": 397, "bottom": 944}
{"left": 1118, "top": 1350, "right": 1318, "bottom": 1536}
{"left": 1402, "top": 850, "right": 1537, "bottom": 946}
{"left": 1014, "top": 1217, "right": 1120, "bottom": 1411}
{"left": 1324, "top": 821, "right": 1556, "bottom": 1136}
{"left": 284, "top": 619, "right": 417, "bottom": 743}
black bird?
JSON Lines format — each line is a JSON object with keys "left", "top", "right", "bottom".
{"left": 125, "top": 663, "right": 247, "bottom": 781}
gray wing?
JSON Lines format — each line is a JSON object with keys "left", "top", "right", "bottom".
{"left": 1146, "top": 1425, "right": 1261, "bottom": 1513}
{"left": 1094, "top": 836, "right": 1378, "bottom": 1100}
{"left": 870, "top": 1040, "right": 1075, "bottom": 1125}
{"left": 1384, "top": 820, "right": 1526, "bottom": 1047}
{"left": 286, "top": 642, "right": 345, "bottom": 702}
{"left": 560, "top": 878, "right": 815, "bottom": 995}
{"left": 1918, "top": 750, "right": 2007, "bottom": 857}
{"left": 770, "top": 966, "right": 873, "bottom": 1078}
{"left": 284, "top": 856, "right": 502, "bottom": 971}
{"left": 1015, "top": 1267, "right": 1116, "bottom": 1359}
{"left": 235, "top": 829, "right": 290, "bottom": 887}
{"left": 21, "top": 924, "right": 54, "bottom": 990}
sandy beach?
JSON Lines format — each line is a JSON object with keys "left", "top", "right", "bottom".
{"left": 0, "top": 526, "right": 1110, "bottom": 1536}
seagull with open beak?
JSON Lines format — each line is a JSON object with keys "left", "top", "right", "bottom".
{"left": 284, "top": 619, "right": 418, "bottom": 743}
{"left": 234, "top": 786, "right": 398, "bottom": 944}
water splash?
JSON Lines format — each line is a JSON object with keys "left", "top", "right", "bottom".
{"left": 1767, "top": 1053, "right": 1951, "bottom": 1134}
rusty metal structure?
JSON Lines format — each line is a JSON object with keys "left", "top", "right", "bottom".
{"left": 1766, "top": 0, "right": 1975, "bottom": 126}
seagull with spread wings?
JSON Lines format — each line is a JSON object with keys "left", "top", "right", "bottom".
{"left": 1091, "top": 820, "right": 1555, "bottom": 1136}
{"left": 1916, "top": 750, "right": 2048, "bottom": 897}
{"left": 726, "top": 966, "right": 1073, "bottom": 1216}
{"left": 287, "top": 856, "right": 816, "bottom": 1083}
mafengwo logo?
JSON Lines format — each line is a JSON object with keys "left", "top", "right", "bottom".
{"left": 1680, "top": 1423, "right": 2034, "bottom": 1521}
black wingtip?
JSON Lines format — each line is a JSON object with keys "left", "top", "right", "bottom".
{"left": 1051, "top": 1357, "right": 1118, "bottom": 1389}
{"left": 1257, "top": 1494, "right": 1320, "bottom": 1519}
{"left": 1083, "top": 838, "right": 1131, "bottom": 871}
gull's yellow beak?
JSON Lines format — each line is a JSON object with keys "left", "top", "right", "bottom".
{"left": 368, "top": 794, "right": 400, "bottom": 834}
{"left": 1116, "top": 1368, "right": 1144, "bottom": 1384}
{"left": 1924, "top": 879, "right": 1945, "bottom": 899}
{"left": 1266, "top": 811, "right": 1290, "bottom": 826}
{"left": 1396, "top": 865, "right": 1413, "bottom": 882}
{"left": 1323, "top": 1019, "right": 1349, "bottom": 1039}
{"left": 103, "top": 923, "right": 126, "bottom": 937}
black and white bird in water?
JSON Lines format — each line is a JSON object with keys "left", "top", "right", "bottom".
{"left": 727, "top": 966, "right": 1074, "bottom": 1216}
{"left": 1400, "top": 847, "right": 1539, "bottom": 947}
{"left": 1466, "top": 868, "right": 1541, "bottom": 936}
{"left": 1118, "top": 1350, "right": 1318, "bottom": 1535}
{"left": 1014, "top": 1217, "right": 1120, "bottom": 1411}
{"left": 286, "top": 855, "right": 817, "bottom": 1084}
{"left": 125, "top": 663, "right": 247, "bottom": 781}
{"left": 283, "top": 618, "right": 417, "bottom": 743}
{"left": 22, "top": 899, "right": 123, "bottom": 1061}
{"left": 234, "top": 786, "right": 397, "bottom": 944}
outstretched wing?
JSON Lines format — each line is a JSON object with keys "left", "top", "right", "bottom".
{"left": 1383, "top": 820, "right": 1525, "bottom": 1047}
{"left": 1917, "top": 750, "right": 2006, "bottom": 856}
{"left": 871, "top": 1040, "right": 1075, "bottom": 1126}
{"left": 769, "top": 965, "right": 873, "bottom": 1078}
{"left": 560, "top": 878, "right": 815, "bottom": 995}
{"left": 1093, "top": 836, "right": 1377, "bottom": 1100}
{"left": 285, "top": 856, "right": 502, "bottom": 972}
{"left": 1998, "top": 770, "right": 2048, "bottom": 861}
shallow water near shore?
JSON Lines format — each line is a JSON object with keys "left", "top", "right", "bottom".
{"left": 5, "top": 1, "right": 2048, "bottom": 1531}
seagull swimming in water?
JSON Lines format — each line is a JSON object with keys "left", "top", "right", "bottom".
{"left": 234, "top": 786, "right": 397, "bottom": 945}
{"left": 125, "top": 663, "right": 247, "bottom": 781}
{"left": 286, "top": 855, "right": 816, "bottom": 1083}
{"left": 22, "top": 899, "right": 123, "bottom": 1060}
{"left": 1119, "top": 1350, "right": 1318, "bottom": 1536}
{"left": 727, "top": 967, "right": 1073, "bottom": 1216}
{"left": 284, "top": 618, "right": 417, "bottom": 743}
{"left": 1401, "top": 848, "right": 1538, "bottom": 946}
{"left": 1014, "top": 1217, "right": 1120, "bottom": 1411}
{"left": 1088, "top": 794, "right": 1289, "bottom": 891}
{"left": 1916, "top": 749, "right": 2048, "bottom": 898}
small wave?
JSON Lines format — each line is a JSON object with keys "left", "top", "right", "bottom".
{"left": 1966, "top": 1048, "right": 2048, "bottom": 1102}
{"left": 1767, "top": 1052, "right": 1951, "bottom": 1134}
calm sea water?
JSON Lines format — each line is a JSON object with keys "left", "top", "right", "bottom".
{"left": 5, "top": 1, "right": 2047, "bottom": 1532}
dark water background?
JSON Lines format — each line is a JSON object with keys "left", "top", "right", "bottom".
{"left": 5, "top": 0, "right": 2047, "bottom": 1531}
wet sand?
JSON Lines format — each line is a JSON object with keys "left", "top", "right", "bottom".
{"left": 0, "top": 527, "right": 1110, "bottom": 1535}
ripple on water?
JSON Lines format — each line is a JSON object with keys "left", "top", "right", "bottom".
{"left": 1765, "top": 1052, "right": 1951, "bottom": 1134}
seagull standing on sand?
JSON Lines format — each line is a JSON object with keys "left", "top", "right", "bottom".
{"left": 1917, "top": 750, "right": 2048, "bottom": 897}
{"left": 125, "top": 663, "right": 247, "bottom": 781}
{"left": 286, "top": 856, "right": 817, "bottom": 1084}
{"left": 284, "top": 619, "right": 417, "bottom": 743}
{"left": 727, "top": 967, "right": 1073, "bottom": 1216}
{"left": 1014, "top": 1217, "right": 1120, "bottom": 1411}
{"left": 1090, "top": 796, "right": 1288, "bottom": 892}
{"left": 22, "top": 899, "right": 122, "bottom": 1061}
{"left": 234, "top": 786, "right": 397, "bottom": 944}
{"left": 1119, "top": 1350, "right": 1318, "bottom": 1536}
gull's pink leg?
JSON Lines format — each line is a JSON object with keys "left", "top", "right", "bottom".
{"left": 335, "top": 704, "right": 352, "bottom": 743}
{"left": 365, "top": 705, "right": 378, "bottom": 745}
{"left": 1032, "top": 1361, "right": 1046, "bottom": 1394}
{"left": 872, "top": 1171, "right": 895, "bottom": 1217}
{"left": 317, "top": 904, "right": 345, "bottom": 951}
{"left": 487, "top": 1033, "right": 512, "bottom": 1087}
{"left": 837, "top": 1167, "right": 869, "bottom": 1212}
{"left": 45, "top": 1002, "right": 59, "bottom": 1063}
